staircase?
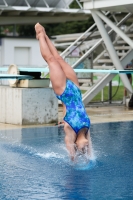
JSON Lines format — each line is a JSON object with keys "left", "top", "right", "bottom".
{"left": 56, "top": 12, "right": 133, "bottom": 105}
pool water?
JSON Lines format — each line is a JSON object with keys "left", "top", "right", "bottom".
{"left": 0, "top": 121, "right": 133, "bottom": 200}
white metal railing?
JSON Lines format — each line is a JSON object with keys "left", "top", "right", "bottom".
{"left": 72, "top": 12, "right": 132, "bottom": 68}
{"left": 2, "top": 0, "right": 8, "bottom": 6}
{"left": 43, "top": 12, "right": 131, "bottom": 79}
{"left": 43, "top": 0, "right": 49, "bottom": 8}
{"left": 60, "top": 23, "right": 97, "bottom": 58}
{"left": 61, "top": 11, "right": 110, "bottom": 58}
{"left": 75, "top": 0, "right": 83, "bottom": 9}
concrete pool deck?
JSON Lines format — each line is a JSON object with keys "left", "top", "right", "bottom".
{"left": 0, "top": 104, "right": 133, "bottom": 130}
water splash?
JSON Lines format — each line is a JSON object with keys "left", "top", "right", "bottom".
{"left": 36, "top": 152, "right": 65, "bottom": 159}
{"left": 72, "top": 147, "right": 97, "bottom": 170}
{"left": 74, "top": 159, "right": 96, "bottom": 170}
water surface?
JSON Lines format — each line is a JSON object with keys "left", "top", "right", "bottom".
{"left": 0, "top": 121, "right": 133, "bottom": 200}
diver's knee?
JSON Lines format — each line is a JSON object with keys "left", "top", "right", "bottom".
{"left": 56, "top": 55, "right": 63, "bottom": 62}
{"left": 43, "top": 54, "right": 55, "bottom": 63}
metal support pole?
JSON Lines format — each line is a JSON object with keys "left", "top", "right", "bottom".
{"left": 43, "top": 0, "right": 49, "bottom": 8}
{"left": 75, "top": 0, "right": 83, "bottom": 9}
{"left": 91, "top": 10, "right": 133, "bottom": 94}
{"left": 109, "top": 81, "right": 112, "bottom": 104}
{"left": 95, "top": 10, "right": 133, "bottom": 49}
{"left": 3, "top": 0, "right": 8, "bottom": 6}
{"left": 90, "top": 53, "right": 93, "bottom": 85}
{"left": 61, "top": 23, "right": 97, "bottom": 57}
{"left": 101, "top": 89, "right": 103, "bottom": 102}
{"left": 25, "top": 0, "right": 31, "bottom": 8}
{"left": 72, "top": 12, "right": 132, "bottom": 69}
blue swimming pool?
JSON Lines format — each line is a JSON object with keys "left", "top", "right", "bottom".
{"left": 0, "top": 121, "right": 133, "bottom": 200}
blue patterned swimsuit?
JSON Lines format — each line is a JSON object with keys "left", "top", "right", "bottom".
{"left": 56, "top": 80, "right": 90, "bottom": 134}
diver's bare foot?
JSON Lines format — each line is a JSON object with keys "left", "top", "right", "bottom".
{"left": 35, "top": 23, "right": 46, "bottom": 40}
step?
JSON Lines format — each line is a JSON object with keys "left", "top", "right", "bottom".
{"left": 93, "top": 65, "right": 113, "bottom": 69}
{"left": 127, "top": 34, "right": 133, "bottom": 38}
{"left": 93, "top": 79, "right": 101, "bottom": 84}
{"left": 116, "top": 40, "right": 127, "bottom": 44}
{"left": 97, "top": 59, "right": 112, "bottom": 63}
{"left": 80, "top": 86, "right": 91, "bottom": 90}
{"left": 114, "top": 46, "right": 130, "bottom": 50}
{"left": 104, "top": 52, "right": 126, "bottom": 57}
{"left": 78, "top": 79, "right": 91, "bottom": 83}
{"left": 93, "top": 73, "right": 105, "bottom": 76}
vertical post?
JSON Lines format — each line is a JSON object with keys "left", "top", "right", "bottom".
{"left": 108, "top": 81, "right": 112, "bottom": 104}
{"left": 75, "top": 0, "right": 83, "bottom": 9}
{"left": 101, "top": 89, "right": 103, "bottom": 102}
{"left": 95, "top": 10, "right": 133, "bottom": 49}
{"left": 91, "top": 53, "right": 93, "bottom": 85}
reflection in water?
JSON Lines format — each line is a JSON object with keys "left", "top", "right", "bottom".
{"left": 0, "top": 121, "right": 133, "bottom": 199}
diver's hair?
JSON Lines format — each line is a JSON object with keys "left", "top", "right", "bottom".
{"left": 74, "top": 145, "right": 89, "bottom": 163}
{"left": 75, "top": 145, "right": 88, "bottom": 155}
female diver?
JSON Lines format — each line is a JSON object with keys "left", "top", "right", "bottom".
{"left": 35, "top": 23, "right": 92, "bottom": 161}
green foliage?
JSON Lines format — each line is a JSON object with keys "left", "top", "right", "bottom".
{"left": 17, "top": 25, "right": 35, "bottom": 37}
{"left": 70, "top": 0, "right": 83, "bottom": 8}
{"left": 0, "top": 25, "right": 16, "bottom": 36}
{"left": 16, "top": 0, "right": 94, "bottom": 37}
{"left": 91, "top": 86, "right": 124, "bottom": 102}
{"left": 0, "top": 0, "right": 94, "bottom": 38}
{"left": 17, "top": 16, "right": 94, "bottom": 37}
{"left": 43, "top": 16, "right": 94, "bottom": 37}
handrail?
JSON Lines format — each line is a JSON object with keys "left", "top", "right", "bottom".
{"left": 75, "top": 0, "right": 83, "bottom": 9}
{"left": 60, "top": 11, "right": 110, "bottom": 58}
{"left": 72, "top": 12, "right": 132, "bottom": 68}
{"left": 60, "top": 24, "right": 96, "bottom": 57}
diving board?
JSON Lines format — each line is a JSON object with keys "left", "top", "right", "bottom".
{"left": 0, "top": 67, "right": 133, "bottom": 74}
{"left": 0, "top": 74, "right": 33, "bottom": 79}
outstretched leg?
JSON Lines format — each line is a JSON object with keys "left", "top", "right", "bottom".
{"left": 35, "top": 23, "right": 66, "bottom": 95}
{"left": 44, "top": 32, "right": 79, "bottom": 87}
{"left": 35, "top": 23, "right": 91, "bottom": 162}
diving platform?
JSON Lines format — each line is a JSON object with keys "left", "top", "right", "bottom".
{"left": 0, "top": 85, "right": 58, "bottom": 125}
{"left": 1, "top": 67, "right": 133, "bottom": 74}
{"left": 0, "top": 74, "right": 33, "bottom": 79}
{"left": 0, "top": 65, "right": 58, "bottom": 125}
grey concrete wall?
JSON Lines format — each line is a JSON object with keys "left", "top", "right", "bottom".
{"left": 0, "top": 86, "right": 58, "bottom": 125}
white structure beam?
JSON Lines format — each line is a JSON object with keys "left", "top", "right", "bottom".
{"left": 91, "top": 10, "right": 133, "bottom": 93}
{"left": 0, "top": 14, "right": 90, "bottom": 25}
{"left": 71, "top": 12, "right": 132, "bottom": 68}
{"left": 82, "top": 49, "right": 133, "bottom": 104}
{"left": 82, "top": 0, "right": 133, "bottom": 12}
{"left": 83, "top": 73, "right": 116, "bottom": 105}
{"left": 95, "top": 10, "right": 133, "bottom": 49}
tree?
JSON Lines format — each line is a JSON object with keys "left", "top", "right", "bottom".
{"left": 17, "top": 0, "right": 94, "bottom": 37}
{"left": 17, "top": 25, "right": 35, "bottom": 37}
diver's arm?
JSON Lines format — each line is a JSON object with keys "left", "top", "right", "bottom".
{"left": 65, "top": 135, "right": 76, "bottom": 161}
{"left": 87, "top": 130, "right": 92, "bottom": 157}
